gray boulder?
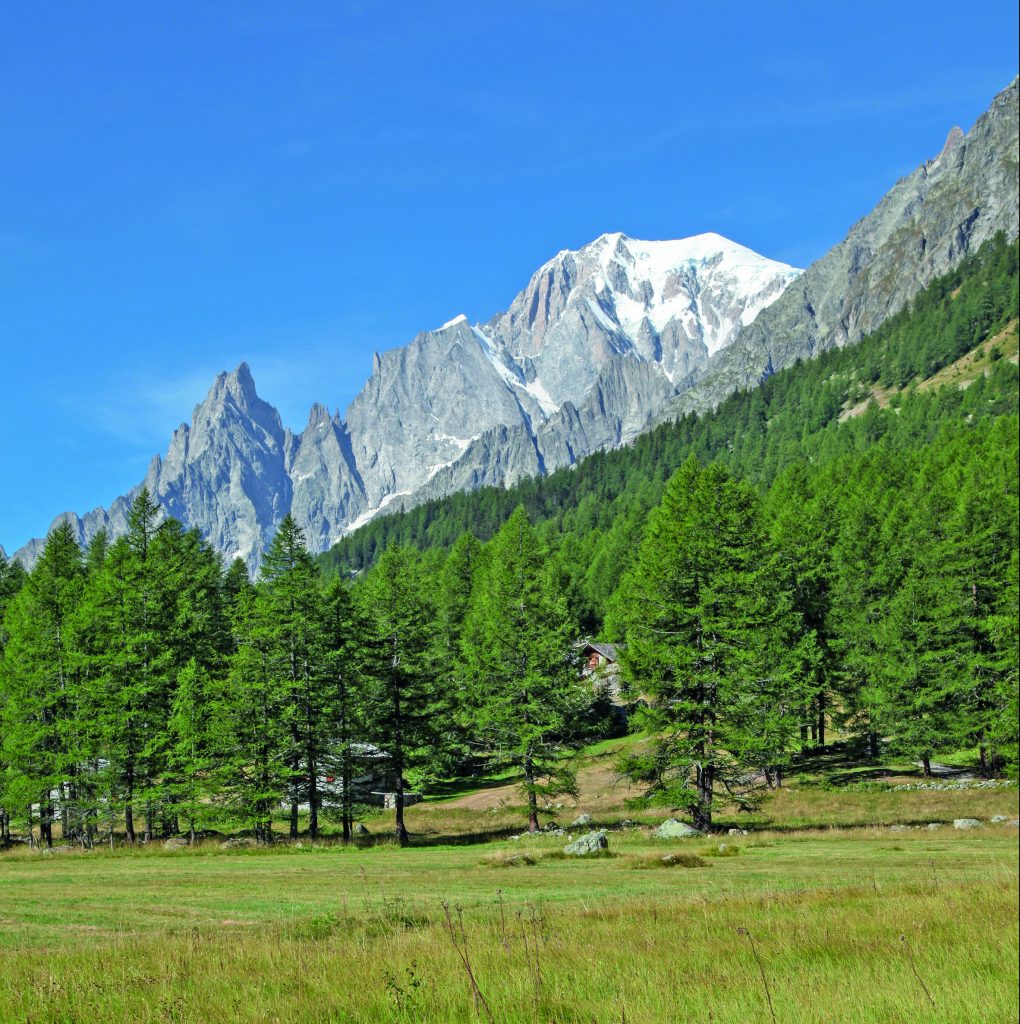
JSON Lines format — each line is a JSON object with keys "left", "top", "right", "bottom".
{"left": 163, "top": 837, "right": 189, "bottom": 851}
{"left": 727, "top": 828, "right": 748, "bottom": 836}
{"left": 926, "top": 823, "right": 943, "bottom": 830}
{"left": 569, "top": 813, "right": 593, "bottom": 828}
{"left": 952, "top": 818, "right": 984, "bottom": 829}
{"left": 563, "top": 831, "right": 609, "bottom": 856}
{"left": 353, "top": 823, "right": 370, "bottom": 836}
{"left": 990, "top": 815, "right": 1008, "bottom": 824}
{"left": 42, "top": 845, "right": 74, "bottom": 855}
{"left": 654, "top": 819, "right": 701, "bottom": 839}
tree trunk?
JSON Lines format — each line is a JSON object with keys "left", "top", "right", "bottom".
{"left": 816, "top": 696, "right": 826, "bottom": 748}
{"left": 308, "top": 759, "right": 319, "bottom": 840}
{"left": 868, "top": 732, "right": 879, "bottom": 759}
{"left": 694, "top": 764, "right": 714, "bottom": 831}
{"left": 61, "top": 783, "right": 71, "bottom": 842}
{"left": 340, "top": 753, "right": 352, "bottom": 844}
{"left": 524, "top": 756, "right": 539, "bottom": 833}
{"left": 286, "top": 774, "right": 299, "bottom": 839}
{"left": 921, "top": 753, "right": 932, "bottom": 778}
{"left": 688, "top": 765, "right": 712, "bottom": 835}
{"left": 41, "top": 797, "right": 53, "bottom": 849}
{"left": 979, "top": 745, "right": 991, "bottom": 779}
{"left": 394, "top": 777, "right": 409, "bottom": 848}
{"left": 125, "top": 763, "right": 136, "bottom": 843}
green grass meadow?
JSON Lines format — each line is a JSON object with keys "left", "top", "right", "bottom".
{"left": 1, "top": 804, "right": 1018, "bottom": 1023}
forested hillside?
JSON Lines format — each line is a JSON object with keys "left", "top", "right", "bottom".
{"left": 0, "top": 235, "right": 1016, "bottom": 848}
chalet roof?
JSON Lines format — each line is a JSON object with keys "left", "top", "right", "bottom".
{"left": 581, "top": 641, "right": 620, "bottom": 662}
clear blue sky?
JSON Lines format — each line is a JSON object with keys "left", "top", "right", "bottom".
{"left": 1, "top": 1, "right": 1017, "bottom": 552}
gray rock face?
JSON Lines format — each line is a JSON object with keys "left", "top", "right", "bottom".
{"left": 14, "top": 237, "right": 796, "bottom": 569}
{"left": 654, "top": 819, "right": 701, "bottom": 839}
{"left": 952, "top": 818, "right": 984, "bottom": 829}
{"left": 667, "top": 77, "right": 1019, "bottom": 418}
{"left": 563, "top": 831, "right": 609, "bottom": 856}
{"left": 11, "top": 80, "right": 1017, "bottom": 570}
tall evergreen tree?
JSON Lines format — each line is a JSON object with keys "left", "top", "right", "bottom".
{"left": 259, "top": 516, "right": 333, "bottom": 837}
{"left": 359, "top": 545, "right": 438, "bottom": 847}
{"left": 612, "top": 458, "right": 809, "bottom": 830}
{"left": 0, "top": 523, "right": 84, "bottom": 846}
{"left": 461, "top": 507, "right": 586, "bottom": 833}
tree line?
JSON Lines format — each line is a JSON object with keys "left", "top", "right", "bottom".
{"left": 0, "top": 497, "right": 609, "bottom": 847}
{"left": 2, "top": 406, "right": 1015, "bottom": 843}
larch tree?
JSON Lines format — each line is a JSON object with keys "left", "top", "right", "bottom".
{"left": 358, "top": 545, "right": 438, "bottom": 847}
{"left": 460, "top": 506, "right": 587, "bottom": 834}
{"left": 0, "top": 523, "right": 84, "bottom": 846}
{"left": 612, "top": 457, "right": 809, "bottom": 831}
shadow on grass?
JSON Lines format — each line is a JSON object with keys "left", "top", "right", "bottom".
{"left": 422, "top": 772, "right": 523, "bottom": 802}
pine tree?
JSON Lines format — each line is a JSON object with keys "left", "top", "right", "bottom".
{"left": 320, "top": 576, "right": 369, "bottom": 842}
{"left": 219, "top": 581, "right": 293, "bottom": 841}
{"left": 766, "top": 462, "right": 837, "bottom": 751}
{"left": 165, "top": 658, "right": 217, "bottom": 842}
{"left": 75, "top": 490, "right": 175, "bottom": 842}
{"left": 460, "top": 507, "right": 586, "bottom": 833}
{"left": 612, "top": 457, "right": 808, "bottom": 830}
{"left": 358, "top": 545, "right": 438, "bottom": 847}
{"left": 0, "top": 523, "right": 84, "bottom": 846}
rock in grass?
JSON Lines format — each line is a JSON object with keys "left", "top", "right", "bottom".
{"left": 926, "top": 823, "right": 942, "bottom": 830}
{"left": 41, "top": 845, "right": 74, "bottom": 855}
{"left": 654, "top": 819, "right": 701, "bottom": 839}
{"left": 728, "top": 828, "right": 748, "bottom": 836}
{"left": 990, "top": 815, "right": 1008, "bottom": 823}
{"left": 163, "top": 837, "right": 189, "bottom": 851}
{"left": 661, "top": 852, "right": 708, "bottom": 868}
{"left": 563, "top": 831, "right": 608, "bottom": 856}
{"left": 889, "top": 824, "right": 911, "bottom": 832}
{"left": 569, "top": 813, "right": 593, "bottom": 828}
{"left": 953, "top": 818, "right": 984, "bottom": 829}
{"left": 353, "top": 823, "right": 370, "bottom": 836}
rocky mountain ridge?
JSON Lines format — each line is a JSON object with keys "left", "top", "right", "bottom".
{"left": 15, "top": 234, "right": 799, "bottom": 569}
{"left": 12, "top": 77, "right": 1019, "bottom": 570}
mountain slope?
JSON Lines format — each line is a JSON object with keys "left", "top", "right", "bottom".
{"left": 670, "top": 76, "right": 1019, "bottom": 416}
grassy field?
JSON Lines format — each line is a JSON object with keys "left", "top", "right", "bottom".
{"left": 1, "top": 766, "right": 1018, "bottom": 1024}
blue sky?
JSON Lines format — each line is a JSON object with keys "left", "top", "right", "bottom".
{"left": 1, "top": 1, "right": 1017, "bottom": 552}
